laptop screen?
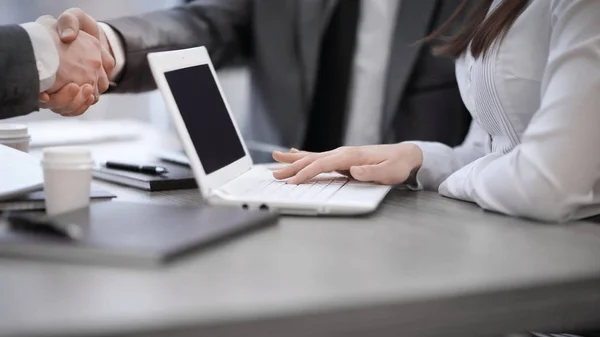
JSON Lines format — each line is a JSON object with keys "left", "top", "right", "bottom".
{"left": 165, "top": 65, "right": 246, "bottom": 175}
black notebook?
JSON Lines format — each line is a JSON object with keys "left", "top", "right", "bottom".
{"left": 93, "top": 161, "right": 197, "bottom": 191}
{"left": 0, "top": 202, "right": 278, "bottom": 268}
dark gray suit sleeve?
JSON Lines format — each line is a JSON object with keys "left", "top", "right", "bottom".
{"left": 106, "top": 0, "right": 252, "bottom": 93}
{"left": 0, "top": 25, "right": 40, "bottom": 120}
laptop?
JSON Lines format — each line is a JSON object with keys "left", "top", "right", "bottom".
{"left": 157, "top": 140, "right": 289, "bottom": 166}
{"left": 148, "top": 47, "right": 391, "bottom": 215}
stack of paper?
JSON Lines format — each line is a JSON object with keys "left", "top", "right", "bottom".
{"left": 0, "top": 145, "right": 43, "bottom": 200}
{"left": 27, "top": 119, "right": 143, "bottom": 148}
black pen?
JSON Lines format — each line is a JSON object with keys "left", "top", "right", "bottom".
{"left": 1, "top": 213, "right": 83, "bottom": 240}
{"left": 105, "top": 161, "right": 169, "bottom": 175}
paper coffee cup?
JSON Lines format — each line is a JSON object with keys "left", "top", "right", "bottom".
{"left": 42, "top": 147, "right": 94, "bottom": 216}
{"left": 0, "top": 124, "right": 31, "bottom": 153}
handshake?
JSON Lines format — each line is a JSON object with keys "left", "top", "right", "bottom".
{"left": 37, "top": 8, "right": 113, "bottom": 117}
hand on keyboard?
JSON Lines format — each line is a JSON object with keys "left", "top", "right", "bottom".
{"left": 272, "top": 144, "right": 423, "bottom": 185}
{"left": 220, "top": 168, "right": 350, "bottom": 202}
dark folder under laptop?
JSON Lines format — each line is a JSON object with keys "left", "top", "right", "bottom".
{"left": 93, "top": 161, "right": 197, "bottom": 191}
{"left": 0, "top": 202, "right": 278, "bottom": 268}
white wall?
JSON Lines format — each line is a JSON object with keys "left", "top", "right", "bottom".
{"left": 2, "top": 0, "right": 249, "bottom": 130}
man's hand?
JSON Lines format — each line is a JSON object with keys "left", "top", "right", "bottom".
{"left": 56, "top": 8, "right": 114, "bottom": 94}
{"left": 38, "top": 8, "right": 115, "bottom": 116}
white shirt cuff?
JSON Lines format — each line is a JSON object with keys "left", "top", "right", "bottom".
{"left": 20, "top": 22, "right": 59, "bottom": 93}
{"left": 403, "top": 141, "right": 459, "bottom": 191}
{"left": 99, "top": 22, "right": 126, "bottom": 82}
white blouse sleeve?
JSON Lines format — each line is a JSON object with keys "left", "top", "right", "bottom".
{"left": 407, "top": 120, "right": 489, "bottom": 191}
{"left": 437, "top": 0, "right": 600, "bottom": 222}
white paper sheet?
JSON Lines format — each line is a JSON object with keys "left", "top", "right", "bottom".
{"left": 0, "top": 145, "right": 43, "bottom": 200}
{"left": 28, "top": 119, "right": 143, "bottom": 148}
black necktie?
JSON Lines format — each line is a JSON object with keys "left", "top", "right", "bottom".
{"left": 303, "top": 0, "right": 361, "bottom": 152}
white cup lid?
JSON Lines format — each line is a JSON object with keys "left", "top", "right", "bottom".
{"left": 0, "top": 124, "right": 29, "bottom": 140}
{"left": 43, "top": 147, "right": 93, "bottom": 165}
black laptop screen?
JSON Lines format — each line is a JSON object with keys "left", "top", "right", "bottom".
{"left": 165, "top": 65, "right": 246, "bottom": 174}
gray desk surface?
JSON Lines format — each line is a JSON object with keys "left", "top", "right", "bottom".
{"left": 2, "top": 134, "right": 600, "bottom": 337}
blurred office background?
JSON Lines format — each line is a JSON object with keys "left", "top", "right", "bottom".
{"left": 1, "top": 0, "right": 250, "bottom": 131}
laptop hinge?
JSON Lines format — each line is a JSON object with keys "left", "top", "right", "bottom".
{"left": 209, "top": 189, "right": 229, "bottom": 201}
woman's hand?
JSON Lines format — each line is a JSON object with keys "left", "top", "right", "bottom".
{"left": 272, "top": 143, "right": 424, "bottom": 185}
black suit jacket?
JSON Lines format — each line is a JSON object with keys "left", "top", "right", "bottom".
{"left": 389, "top": 0, "right": 471, "bottom": 146}
{"left": 0, "top": 25, "right": 39, "bottom": 120}
{"left": 107, "top": 0, "right": 470, "bottom": 148}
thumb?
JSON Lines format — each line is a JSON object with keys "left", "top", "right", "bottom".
{"left": 57, "top": 8, "right": 100, "bottom": 43}
{"left": 39, "top": 92, "right": 50, "bottom": 103}
{"left": 350, "top": 161, "right": 407, "bottom": 185}
{"left": 56, "top": 11, "right": 79, "bottom": 42}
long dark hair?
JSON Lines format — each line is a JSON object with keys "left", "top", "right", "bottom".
{"left": 421, "top": 0, "right": 530, "bottom": 58}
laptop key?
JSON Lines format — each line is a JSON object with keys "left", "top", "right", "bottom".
{"left": 312, "top": 179, "right": 347, "bottom": 201}
{"left": 328, "top": 181, "right": 390, "bottom": 203}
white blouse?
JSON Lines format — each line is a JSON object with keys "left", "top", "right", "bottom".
{"left": 410, "top": 0, "right": 600, "bottom": 222}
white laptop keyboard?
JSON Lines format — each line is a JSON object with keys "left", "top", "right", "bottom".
{"left": 220, "top": 168, "right": 353, "bottom": 202}
{"left": 222, "top": 175, "right": 350, "bottom": 202}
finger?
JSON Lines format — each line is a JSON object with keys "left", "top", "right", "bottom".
{"left": 272, "top": 153, "right": 328, "bottom": 180}
{"left": 100, "top": 47, "right": 116, "bottom": 81}
{"left": 96, "top": 46, "right": 114, "bottom": 94}
{"left": 63, "top": 96, "right": 95, "bottom": 117}
{"left": 43, "top": 84, "right": 80, "bottom": 110}
{"left": 273, "top": 146, "right": 345, "bottom": 177}
{"left": 336, "top": 170, "right": 352, "bottom": 177}
{"left": 273, "top": 147, "right": 334, "bottom": 164}
{"left": 54, "top": 84, "right": 95, "bottom": 115}
{"left": 272, "top": 150, "right": 312, "bottom": 164}
{"left": 56, "top": 11, "right": 79, "bottom": 42}
{"left": 90, "top": 73, "right": 100, "bottom": 105}
{"left": 97, "top": 67, "right": 110, "bottom": 95}
{"left": 57, "top": 8, "right": 100, "bottom": 42}
{"left": 51, "top": 85, "right": 93, "bottom": 116}
{"left": 288, "top": 152, "right": 371, "bottom": 185}
{"left": 40, "top": 91, "right": 50, "bottom": 106}
{"left": 350, "top": 161, "right": 409, "bottom": 185}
